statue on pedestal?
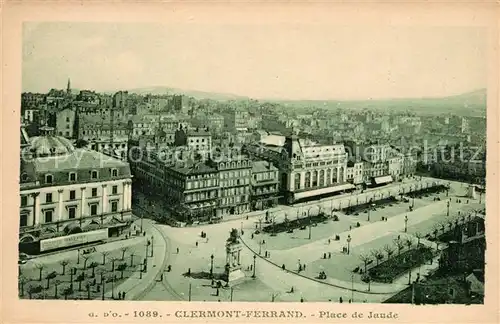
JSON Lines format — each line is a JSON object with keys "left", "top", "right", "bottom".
{"left": 224, "top": 228, "right": 245, "bottom": 286}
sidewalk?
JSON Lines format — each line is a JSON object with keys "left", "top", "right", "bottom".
{"left": 114, "top": 220, "right": 169, "bottom": 300}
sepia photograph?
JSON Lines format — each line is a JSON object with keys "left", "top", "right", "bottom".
{"left": 16, "top": 21, "right": 488, "bottom": 305}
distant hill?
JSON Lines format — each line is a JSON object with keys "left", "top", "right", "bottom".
{"left": 115, "top": 86, "right": 486, "bottom": 116}
{"left": 124, "top": 86, "right": 249, "bottom": 101}
{"left": 269, "top": 89, "right": 487, "bottom": 117}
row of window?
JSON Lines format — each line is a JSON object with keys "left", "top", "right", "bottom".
{"left": 253, "top": 171, "right": 278, "bottom": 182}
{"left": 221, "top": 187, "right": 250, "bottom": 197}
{"left": 220, "top": 178, "right": 250, "bottom": 187}
{"left": 219, "top": 169, "right": 250, "bottom": 179}
{"left": 44, "top": 169, "right": 120, "bottom": 184}
{"left": 220, "top": 195, "right": 249, "bottom": 206}
{"left": 186, "top": 179, "right": 218, "bottom": 190}
{"left": 21, "top": 185, "right": 120, "bottom": 206}
{"left": 20, "top": 201, "right": 120, "bottom": 227}
{"left": 185, "top": 191, "right": 217, "bottom": 202}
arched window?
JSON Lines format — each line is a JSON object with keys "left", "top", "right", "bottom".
{"left": 326, "top": 169, "right": 331, "bottom": 185}
{"left": 332, "top": 168, "right": 338, "bottom": 183}
{"left": 304, "top": 171, "right": 311, "bottom": 188}
{"left": 338, "top": 166, "right": 344, "bottom": 182}
{"left": 312, "top": 170, "right": 318, "bottom": 187}
{"left": 294, "top": 173, "right": 301, "bottom": 190}
{"left": 319, "top": 170, "right": 325, "bottom": 187}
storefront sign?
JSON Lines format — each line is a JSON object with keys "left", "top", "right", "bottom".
{"left": 40, "top": 229, "right": 109, "bottom": 252}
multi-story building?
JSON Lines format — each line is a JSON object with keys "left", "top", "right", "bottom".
{"left": 250, "top": 161, "right": 280, "bottom": 210}
{"left": 19, "top": 126, "right": 133, "bottom": 254}
{"left": 55, "top": 107, "right": 76, "bottom": 138}
{"left": 78, "top": 114, "right": 129, "bottom": 140}
{"left": 346, "top": 141, "right": 394, "bottom": 186}
{"left": 346, "top": 161, "right": 364, "bottom": 186}
{"left": 211, "top": 156, "right": 252, "bottom": 217}
{"left": 223, "top": 109, "right": 249, "bottom": 132}
{"left": 282, "top": 135, "right": 353, "bottom": 204}
{"left": 174, "top": 127, "right": 212, "bottom": 153}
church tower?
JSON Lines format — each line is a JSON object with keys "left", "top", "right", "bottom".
{"left": 66, "top": 78, "right": 71, "bottom": 95}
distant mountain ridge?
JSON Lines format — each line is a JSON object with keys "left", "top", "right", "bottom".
{"left": 113, "top": 86, "right": 486, "bottom": 116}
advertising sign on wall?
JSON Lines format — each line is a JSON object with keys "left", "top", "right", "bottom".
{"left": 40, "top": 228, "right": 109, "bottom": 252}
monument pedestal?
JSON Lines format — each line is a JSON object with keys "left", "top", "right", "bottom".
{"left": 227, "top": 269, "right": 246, "bottom": 286}
{"left": 225, "top": 229, "right": 246, "bottom": 286}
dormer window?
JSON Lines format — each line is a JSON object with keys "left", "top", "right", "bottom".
{"left": 111, "top": 168, "right": 118, "bottom": 177}
{"left": 69, "top": 172, "right": 77, "bottom": 182}
{"left": 91, "top": 170, "right": 99, "bottom": 180}
{"left": 45, "top": 174, "right": 53, "bottom": 184}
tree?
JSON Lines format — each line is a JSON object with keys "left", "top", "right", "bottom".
{"left": 383, "top": 244, "right": 394, "bottom": 259}
{"left": 414, "top": 232, "right": 424, "bottom": 247}
{"left": 129, "top": 252, "right": 136, "bottom": 267}
{"left": 120, "top": 247, "right": 129, "bottom": 260}
{"left": 63, "top": 286, "right": 73, "bottom": 300}
{"left": 394, "top": 239, "right": 405, "bottom": 256}
{"left": 18, "top": 275, "right": 28, "bottom": 297}
{"left": 76, "top": 272, "right": 85, "bottom": 291}
{"left": 27, "top": 285, "right": 42, "bottom": 299}
{"left": 359, "top": 254, "right": 371, "bottom": 273}
{"left": 35, "top": 263, "right": 45, "bottom": 281}
{"left": 53, "top": 280, "right": 62, "bottom": 299}
{"left": 86, "top": 281, "right": 92, "bottom": 300}
{"left": 405, "top": 238, "right": 414, "bottom": 251}
{"left": 82, "top": 255, "right": 90, "bottom": 270}
{"left": 45, "top": 271, "right": 57, "bottom": 289}
{"left": 101, "top": 251, "right": 110, "bottom": 265}
{"left": 59, "top": 260, "right": 69, "bottom": 275}
{"left": 88, "top": 262, "right": 99, "bottom": 278}
{"left": 117, "top": 263, "right": 127, "bottom": 279}
{"left": 371, "top": 249, "right": 384, "bottom": 266}
{"left": 110, "top": 257, "right": 119, "bottom": 272}
{"left": 75, "top": 139, "right": 88, "bottom": 148}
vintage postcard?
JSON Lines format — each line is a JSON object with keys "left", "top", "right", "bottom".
{"left": 1, "top": 1, "right": 499, "bottom": 324}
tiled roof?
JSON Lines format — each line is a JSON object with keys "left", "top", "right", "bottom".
{"left": 252, "top": 160, "right": 278, "bottom": 173}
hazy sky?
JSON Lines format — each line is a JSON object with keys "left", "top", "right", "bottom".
{"left": 22, "top": 22, "right": 487, "bottom": 100}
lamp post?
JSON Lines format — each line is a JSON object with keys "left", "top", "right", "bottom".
{"left": 307, "top": 207, "right": 313, "bottom": 240}
{"left": 346, "top": 234, "right": 352, "bottom": 255}
{"left": 351, "top": 274, "right": 354, "bottom": 302}
{"left": 77, "top": 249, "right": 80, "bottom": 264}
{"left": 210, "top": 254, "right": 214, "bottom": 278}
{"left": 404, "top": 215, "right": 408, "bottom": 233}
{"left": 252, "top": 255, "right": 256, "bottom": 278}
{"left": 446, "top": 201, "right": 450, "bottom": 216}
{"left": 150, "top": 236, "right": 154, "bottom": 257}
{"left": 258, "top": 240, "right": 264, "bottom": 255}
{"left": 188, "top": 283, "right": 192, "bottom": 301}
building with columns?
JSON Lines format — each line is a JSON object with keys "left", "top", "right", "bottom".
{"left": 19, "top": 126, "right": 133, "bottom": 254}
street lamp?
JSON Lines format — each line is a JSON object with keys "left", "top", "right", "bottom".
{"left": 150, "top": 236, "right": 154, "bottom": 257}
{"left": 210, "top": 254, "right": 214, "bottom": 278}
{"left": 351, "top": 274, "right": 354, "bottom": 302}
{"left": 447, "top": 201, "right": 450, "bottom": 216}
{"left": 404, "top": 215, "right": 408, "bottom": 233}
{"left": 346, "top": 234, "right": 352, "bottom": 255}
{"left": 307, "top": 207, "right": 313, "bottom": 240}
{"left": 252, "top": 255, "right": 256, "bottom": 278}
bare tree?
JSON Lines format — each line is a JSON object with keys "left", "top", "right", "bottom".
{"left": 35, "top": 263, "right": 45, "bottom": 281}
{"left": 120, "top": 247, "right": 129, "bottom": 260}
{"left": 383, "top": 244, "right": 394, "bottom": 259}
{"left": 82, "top": 255, "right": 90, "bottom": 270}
{"left": 414, "top": 232, "right": 424, "bottom": 247}
{"left": 394, "top": 239, "right": 405, "bottom": 256}
{"left": 110, "top": 257, "right": 119, "bottom": 272}
{"left": 359, "top": 254, "right": 371, "bottom": 273}
{"left": 405, "top": 237, "right": 414, "bottom": 251}
{"left": 59, "top": 260, "right": 69, "bottom": 275}
{"left": 53, "top": 280, "right": 62, "bottom": 299}
{"left": 371, "top": 249, "right": 384, "bottom": 266}
{"left": 18, "top": 275, "right": 28, "bottom": 297}
{"left": 101, "top": 251, "right": 110, "bottom": 265}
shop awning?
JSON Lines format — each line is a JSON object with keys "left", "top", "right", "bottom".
{"left": 374, "top": 175, "right": 393, "bottom": 185}
{"left": 295, "top": 183, "right": 355, "bottom": 200}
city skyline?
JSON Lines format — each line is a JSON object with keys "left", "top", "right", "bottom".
{"left": 23, "top": 23, "right": 487, "bottom": 100}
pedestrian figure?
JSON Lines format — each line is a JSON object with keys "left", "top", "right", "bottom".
{"left": 282, "top": 264, "right": 286, "bottom": 270}
{"left": 398, "top": 235, "right": 401, "bottom": 240}
{"left": 246, "top": 215, "right": 249, "bottom": 220}
{"left": 143, "top": 231, "right": 146, "bottom": 236}
{"left": 290, "top": 286, "right": 294, "bottom": 293}
{"left": 250, "top": 264, "right": 253, "bottom": 271}
{"left": 176, "top": 247, "right": 179, "bottom": 254}
{"left": 255, "top": 224, "right": 258, "bottom": 229}
{"left": 348, "top": 299, "right": 351, "bottom": 303}
{"left": 303, "top": 264, "right": 306, "bottom": 270}
{"left": 328, "top": 239, "right": 331, "bottom": 244}
{"left": 216, "top": 288, "right": 219, "bottom": 296}
{"left": 328, "top": 252, "right": 331, "bottom": 259}
{"left": 263, "top": 240, "right": 266, "bottom": 244}
{"left": 339, "top": 297, "right": 343, "bottom": 303}
{"left": 323, "top": 253, "right": 327, "bottom": 259}
{"left": 187, "top": 268, "right": 191, "bottom": 276}
{"left": 196, "top": 241, "right": 198, "bottom": 247}
{"left": 251, "top": 233, "right": 254, "bottom": 239}
{"left": 300, "top": 297, "right": 304, "bottom": 302}
{"left": 122, "top": 292, "right": 126, "bottom": 299}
